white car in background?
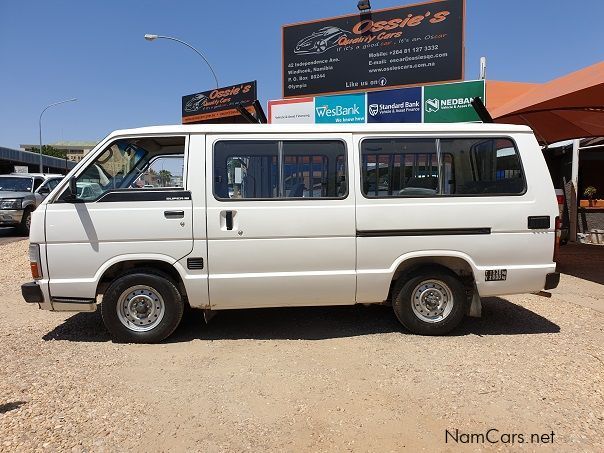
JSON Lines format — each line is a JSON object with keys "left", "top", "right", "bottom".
{"left": 0, "top": 173, "right": 63, "bottom": 234}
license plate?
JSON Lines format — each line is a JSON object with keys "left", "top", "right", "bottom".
{"left": 485, "top": 269, "right": 507, "bottom": 281}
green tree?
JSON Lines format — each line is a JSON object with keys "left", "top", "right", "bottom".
{"left": 29, "top": 145, "right": 67, "bottom": 159}
{"left": 159, "top": 169, "right": 172, "bottom": 187}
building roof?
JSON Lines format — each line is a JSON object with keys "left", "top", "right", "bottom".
{"left": 0, "top": 146, "right": 76, "bottom": 170}
{"left": 491, "top": 61, "right": 604, "bottom": 144}
{"left": 20, "top": 141, "right": 98, "bottom": 150}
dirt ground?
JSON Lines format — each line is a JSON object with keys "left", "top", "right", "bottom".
{"left": 0, "top": 240, "right": 603, "bottom": 452}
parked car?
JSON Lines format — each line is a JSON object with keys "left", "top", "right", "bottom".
{"left": 0, "top": 173, "right": 63, "bottom": 234}
{"left": 294, "top": 27, "right": 351, "bottom": 55}
{"left": 22, "top": 124, "right": 560, "bottom": 343}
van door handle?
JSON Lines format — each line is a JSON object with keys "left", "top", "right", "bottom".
{"left": 225, "top": 211, "right": 233, "bottom": 230}
{"left": 164, "top": 210, "right": 185, "bottom": 219}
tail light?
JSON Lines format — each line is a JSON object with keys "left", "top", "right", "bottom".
{"left": 29, "top": 244, "right": 42, "bottom": 280}
{"left": 556, "top": 194, "right": 565, "bottom": 205}
{"left": 553, "top": 216, "right": 561, "bottom": 263}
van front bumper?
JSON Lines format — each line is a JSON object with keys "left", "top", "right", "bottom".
{"left": 0, "top": 209, "right": 23, "bottom": 226}
{"left": 22, "top": 281, "right": 44, "bottom": 303}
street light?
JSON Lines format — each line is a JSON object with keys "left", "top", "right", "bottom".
{"left": 357, "top": 0, "right": 371, "bottom": 12}
{"left": 144, "top": 34, "right": 219, "bottom": 89}
{"left": 39, "top": 98, "right": 78, "bottom": 173}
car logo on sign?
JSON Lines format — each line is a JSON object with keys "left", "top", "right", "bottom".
{"left": 368, "top": 104, "right": 379, "bottom": 116}
{"left": 425, "top": 98, "right": 440, "bottom": 113}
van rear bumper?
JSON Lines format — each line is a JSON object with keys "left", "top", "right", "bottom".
{"left": 22, "top": 282, "right": 44, "bottom": 303}
{"left": 544, "top": 272, "right": 560, "bottom": 290}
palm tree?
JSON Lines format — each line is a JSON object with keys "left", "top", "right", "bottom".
{"left": 159, "top": 169, "right": 172, "bottom": 187}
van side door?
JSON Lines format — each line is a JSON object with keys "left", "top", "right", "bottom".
{"left": 205, "top": 133, "right": 357, "bottom": 309}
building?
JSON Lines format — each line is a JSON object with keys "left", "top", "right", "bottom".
{"left": 0, "top": 146, "right": 76, "bottom": 174}
{"left": 20, "top": 141, "right": 97, "bottom": 163}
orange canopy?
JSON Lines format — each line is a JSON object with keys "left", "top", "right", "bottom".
{"left": 491, "top": 61, "right": 604, "bottom": 144}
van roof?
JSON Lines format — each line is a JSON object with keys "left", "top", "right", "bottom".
{"left": 109, "top": 123, "right": 533, "bottom": 138}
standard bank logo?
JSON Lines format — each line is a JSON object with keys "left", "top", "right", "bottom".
{"left": 425, "top": 98, "right": 440, "bottom": 113}
{"left": 368, "top": 104, "right": 379, "bottom": 116}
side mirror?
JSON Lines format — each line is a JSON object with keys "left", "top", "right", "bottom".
{"left": 64, "top": 177, "right": 79, "bottom": 202}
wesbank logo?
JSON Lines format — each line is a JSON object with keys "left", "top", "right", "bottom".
{"left": 315, "top": 94, "right": 365, "bottom": 124}
{"left": 315, "top": 104, "right": 361, "bottom": 117}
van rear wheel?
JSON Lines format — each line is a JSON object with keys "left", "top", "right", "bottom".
{"left": 392, "top": 268, "right": 467, "bottom": 335}
{"left": 101, "top": 271, "right": 184, "bottom": 343}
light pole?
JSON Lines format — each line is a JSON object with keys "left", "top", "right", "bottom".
{"left": 39, "top": 98, "right": 77, "bottom": 173}
{"left": 144, "top": 34, "right": 219, "bottom": 89}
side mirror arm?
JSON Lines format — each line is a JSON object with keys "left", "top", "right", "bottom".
{"left": 63, "top": 177, "right": 79, "bottom": 202}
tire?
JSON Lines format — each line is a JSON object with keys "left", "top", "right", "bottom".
{"left": 392, "top": 267, "right": 468, "bottom": 335}
{"left": 18, "top": 208, "right": 32, "bottom": 235}
{"left": 101, "top": 271, "right": 184, "bottom": 343}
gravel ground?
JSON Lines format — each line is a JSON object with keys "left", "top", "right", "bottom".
{"left": 1, "top": 239, "right": 603, "bottom": 452}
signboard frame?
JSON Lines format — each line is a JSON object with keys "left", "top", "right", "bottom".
{"left": 182, "top": 81, "right": 257, "bottom": 124}
{"left": 282, "top": 0, "right": 465, "bottom": 98}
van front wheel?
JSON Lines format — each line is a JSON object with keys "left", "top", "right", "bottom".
{"left": 392, "top": 268, "right": 467, "bottom": 335}
{"left": 101, "top": 272, "right": 184, "bottom": 343}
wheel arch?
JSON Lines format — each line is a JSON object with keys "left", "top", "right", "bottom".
{"left": 386, "top": 252, "right": 478, "bottom": 303}
{"left": 95, "top": 255, "right": 189, "bottom": 305}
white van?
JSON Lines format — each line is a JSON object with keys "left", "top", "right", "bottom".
{"left": 21, "top": 124, "right": 560, "bottom": 343}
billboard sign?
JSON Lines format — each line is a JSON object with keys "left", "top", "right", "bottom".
{"left": 314, "top": 93, "right": 366, "bottom": 124}
{"left": 182, "top": 81, "right": 257, "bottom": 123}
{"left": 268, "top": 97, "right": 315, "bottom": 124}
{"left": 282, "top": 0, "right": 465, "bottom": 98}
{"left": 423, "top": 80, "right": 485, "bottom": 122}
{"left": 367, "top": 86, "right": 422, "bottom": 123}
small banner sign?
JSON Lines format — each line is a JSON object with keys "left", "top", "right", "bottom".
{"left": 367, "top": 86, "right": 422, "bottom": 123}
{"left": 182, "top": 81, "right": 257, "bottom": 123}
{"left": 423, "top": 80, "right": 485, "bottom": 122}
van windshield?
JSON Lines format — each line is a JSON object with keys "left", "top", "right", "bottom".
{"left": 0, "top": 177, "right": 34, "bottom": 192}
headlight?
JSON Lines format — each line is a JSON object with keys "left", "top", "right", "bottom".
{"left": 0, "top": 199, "right": 22, "bottom": 209}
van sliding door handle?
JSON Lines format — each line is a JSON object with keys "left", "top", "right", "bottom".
{"left": 164, "top": 210, "right": 185, "bottom": 219}
{"left": 225, "top": 211, "right": 233, "bottom": 230}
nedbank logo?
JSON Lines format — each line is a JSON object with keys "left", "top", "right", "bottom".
{"left": 426, "top": 97, "right": 474, "bottom": 113}
{"left": 425, "top": 98, "right": 440, "bottom": 113}
{"left": 315, "top": 104, "right": 361, "bottom": 117}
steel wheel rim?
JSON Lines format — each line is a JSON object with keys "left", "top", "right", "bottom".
{"left": 116, "top": 285, "right": 165, "bottom": 332}
{"left": 411, "top": 279, "right": 454, "bottom": 323}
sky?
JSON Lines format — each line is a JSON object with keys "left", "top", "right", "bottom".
{"left": 0, "top": 0, "right": 603, "bottom": 149}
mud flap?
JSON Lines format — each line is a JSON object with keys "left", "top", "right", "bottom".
{"left": 468, "top": 285, "right": 482, "bottom": 318}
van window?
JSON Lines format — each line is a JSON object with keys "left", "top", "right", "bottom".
{"left": 133, "top": 156, "right": 184, "bottom": 189}
{"left": 361, "top": 139, "right": 440, "bottom": 197}
{"left": 361, "top": 137, "right": 524, "bottom": 197}
{"left": 214, "top": 141, "right": 279, "bottom": 199}
{"left": 214, "top": 140, "right": 347, "bottom": 200}
{"left": 283, "top": 141, "right": 347, "bottom": 198}
{"left": 439, "top": 138, "right": 525, "bottom": 195}
{"left": 66, "top": 136, "right": 186, "bottom": 202}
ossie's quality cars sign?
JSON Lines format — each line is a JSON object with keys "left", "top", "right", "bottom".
{"left": 182, "top": 81, "right": 257, "bottom": 123}
{"left": 282, "top": 0, "right": 465, "bottom": 98}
